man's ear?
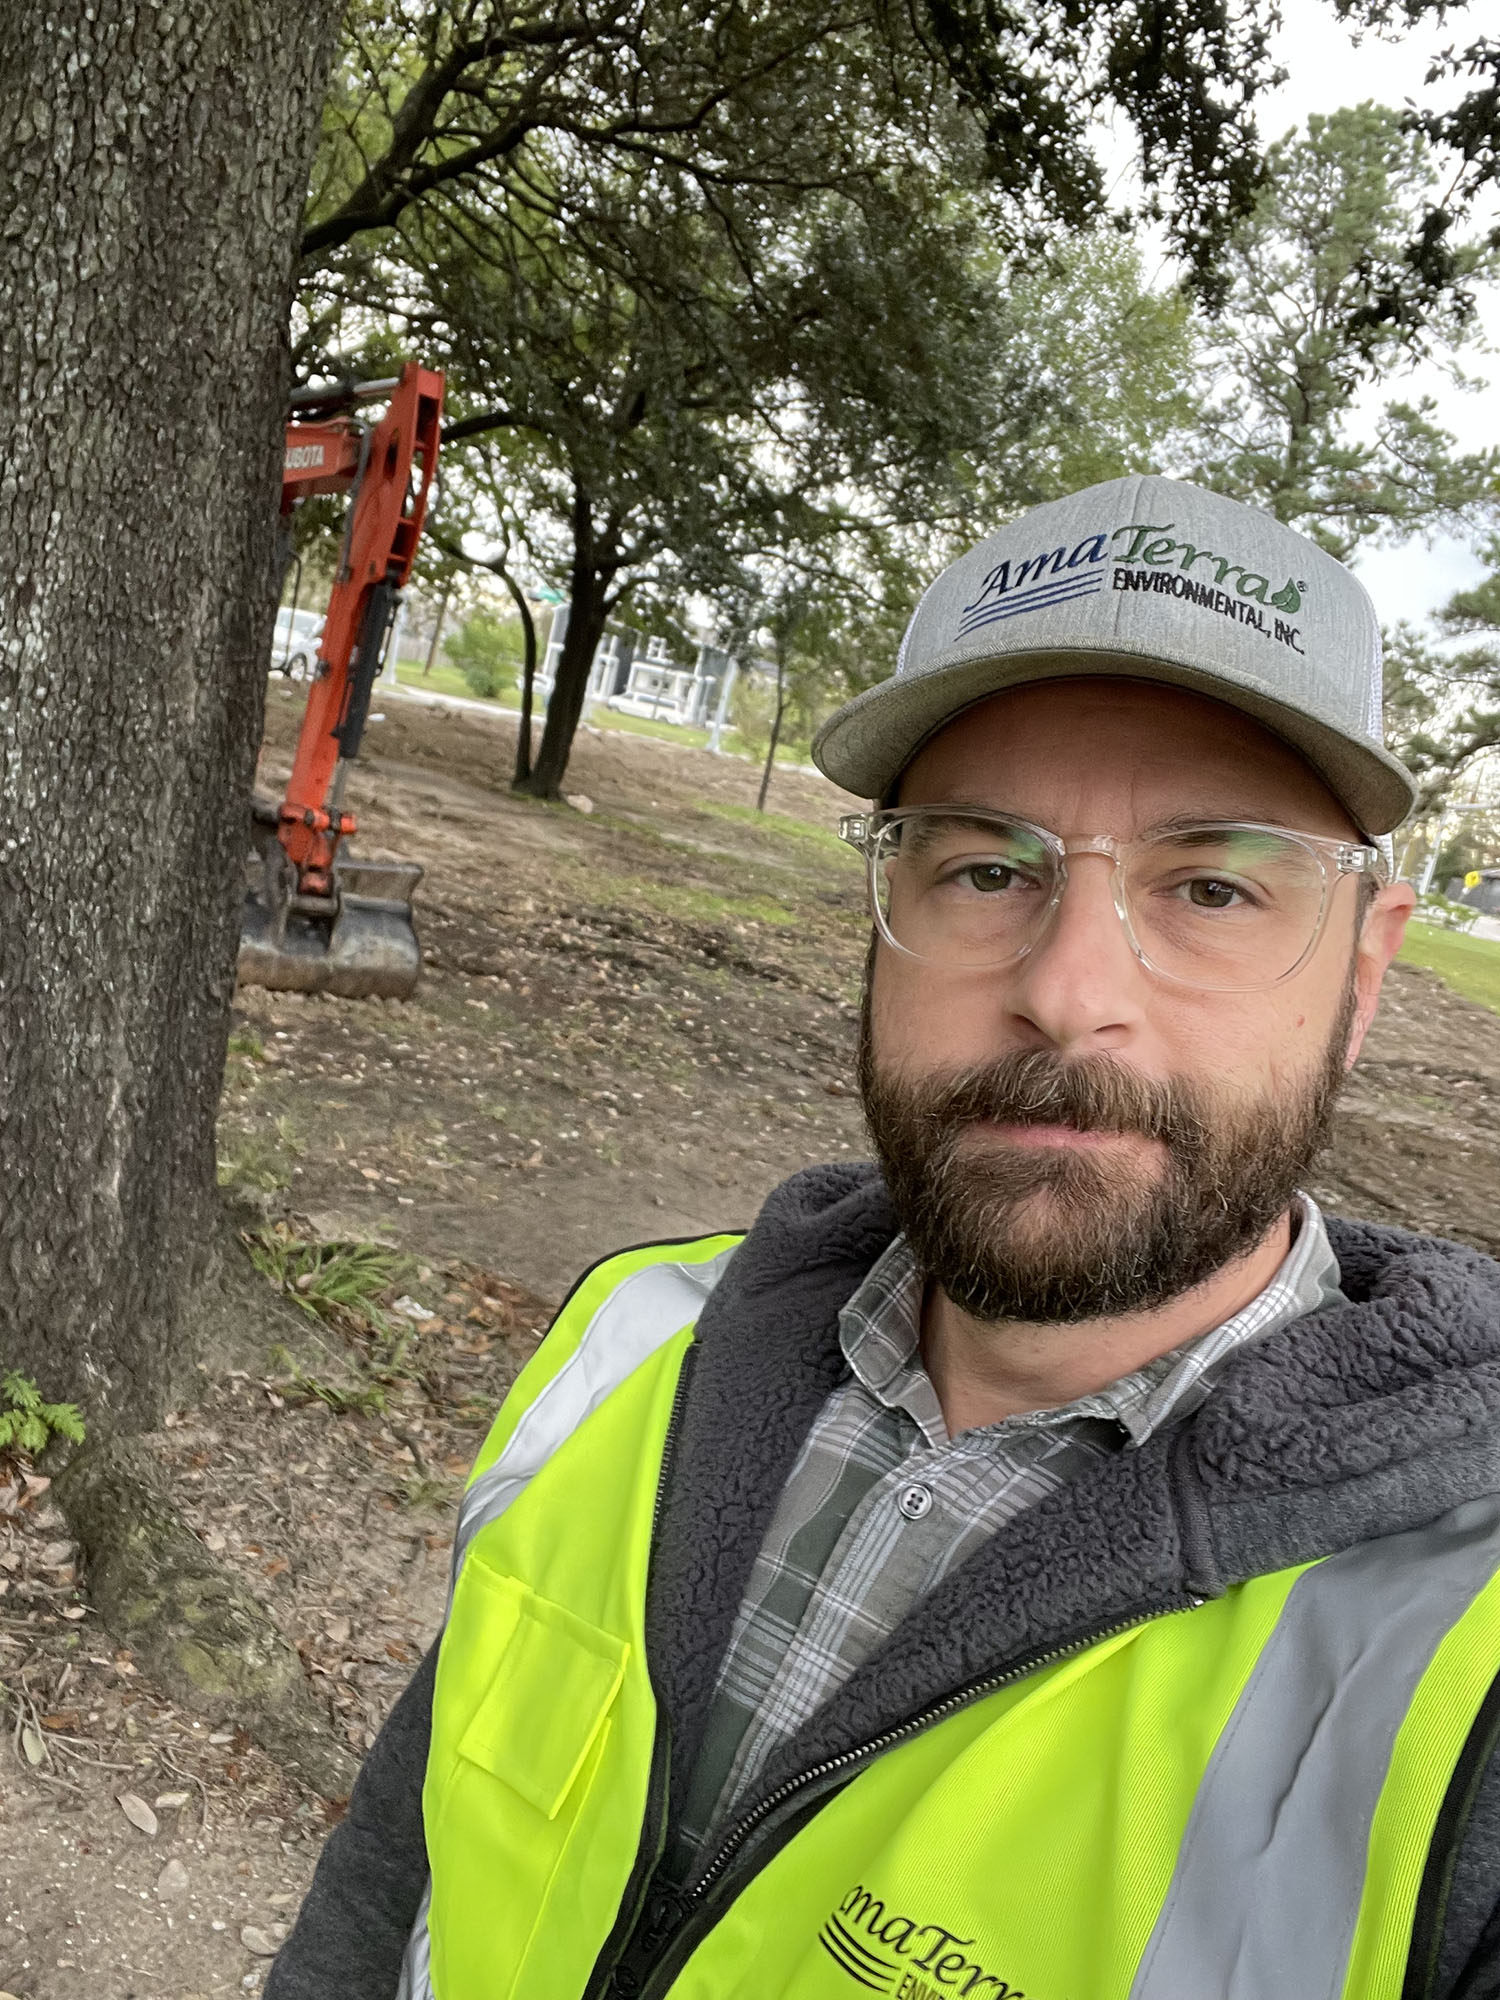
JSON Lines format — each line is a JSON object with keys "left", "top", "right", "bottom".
{"left": 1345, "top": 879, "right": 1417, "bottom": 1071}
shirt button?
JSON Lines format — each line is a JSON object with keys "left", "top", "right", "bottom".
{"left": 897, "top": 1481, "right": 933, "bottom": 1520}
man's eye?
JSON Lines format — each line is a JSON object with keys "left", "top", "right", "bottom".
{"left": 955, "top": 861, "right": 1022, "bottom": 893}
{"left": 1185, "top": 876, "right": 1245, "bottom": 909}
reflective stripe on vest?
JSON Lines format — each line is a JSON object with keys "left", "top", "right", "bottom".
{"left": 1132, "top": 1494, "right": 1500, "bottom": 2000}
{"left": 452, "top": 1239, "right": 741, "bottom": 1576}
{"left": 402, "top": 1233, "right": 741, "bottom": 2000}
{"left": 411, "top": 1245, "right": 1500, "bottom": 2000}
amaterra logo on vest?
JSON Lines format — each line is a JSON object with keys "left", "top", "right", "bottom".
{"left": 818, "top": 1883, "right": 1029, "bottom": 1997}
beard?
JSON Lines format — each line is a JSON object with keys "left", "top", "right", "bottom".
{"left": 857, "top": 983, "right": 1355, "bottom": 1326}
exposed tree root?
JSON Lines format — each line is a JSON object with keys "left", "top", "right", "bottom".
{"left": 55, "top": 1434, "right": 358, "bottom": 1799}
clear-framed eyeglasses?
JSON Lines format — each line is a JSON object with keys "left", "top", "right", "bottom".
{"left": 839, "top": 806, "right": 1385, "bottom": 994}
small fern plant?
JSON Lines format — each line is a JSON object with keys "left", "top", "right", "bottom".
{"left": 0, "top": 1372, "right": 85, "bottom": 1458}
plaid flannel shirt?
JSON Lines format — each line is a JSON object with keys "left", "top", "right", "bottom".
{"left": 676, "top": 1195, "right": 1344, "bottom": 1866}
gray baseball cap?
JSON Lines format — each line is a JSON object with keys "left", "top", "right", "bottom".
{"left": 813, "top": 474, "right": 1417, "bottom": 834}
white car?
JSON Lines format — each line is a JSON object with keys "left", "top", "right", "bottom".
{"left": 272, "top": 606, "right": 325, "bottom": 679}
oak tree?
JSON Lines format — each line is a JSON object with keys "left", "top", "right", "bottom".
{"left": 0, "top": 0, "right": 342, "bottom": 1421}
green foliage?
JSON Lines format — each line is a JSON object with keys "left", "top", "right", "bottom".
{"left": 265, "top": 1341, "right": 391, "bottom": 1417}
{"left": 301, "top": 0, "right": 1274, "bottom": 295}
{"left": 294, "top": 0, "right": 1280, "bottom": 797}
{"left": 444, "top": 607, "right": 519, "bottom": 701}
{"left": 730, "top": 673, "right": 801, "bottom": 767}
{"left": 1189, "top": 104, "right": 1499, "bottom": 559}
{"left": 223, "top": 1028, "right": 267, "bottom": 1096}
{"left": 217, "top": 1134, "right": 292, "bottom": 1195}
{"left": 979, "top": 233, "right": 1200, "bottom": 505}
{"left": 243, "top": 1227, "right": 411, "bottom": 1334}
{"left": 0, "top": 1372, "right": 85, "bottom": 1458}
{"left": 250, "top": 1229, "right": 422, "bottom": 1418}
{"left": 1382, "top": 609, "right": 1500, "bottom": 818}
{"left": 1415, "top": 892, "right": 1479, "bottom": 934}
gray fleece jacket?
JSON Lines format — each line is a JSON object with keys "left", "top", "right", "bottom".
{"left": 268, "top": 1163, "right": 1500, "bottom": 2000}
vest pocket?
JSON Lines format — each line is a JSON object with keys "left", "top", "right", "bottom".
{"left": 455, "top": 1563, "right": 628, "bottom": 1818}
{"left": 426, "top": 1549, "right": 634, "bottom": 1997}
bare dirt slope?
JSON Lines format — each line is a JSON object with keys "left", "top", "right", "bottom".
{"left": 0, "top": 684, "right": 1496, "bottom": 1999}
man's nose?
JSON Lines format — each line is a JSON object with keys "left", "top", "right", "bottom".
{"left": 1002, "top": 854, "right": 1151, "bottom": 1053}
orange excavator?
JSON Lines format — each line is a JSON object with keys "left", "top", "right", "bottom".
{"left": 240, "top": 361, "right": 444, "bottom": 999}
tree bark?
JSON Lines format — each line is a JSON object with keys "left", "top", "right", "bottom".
{"left": 0, "top": 0, "right": 342, "bottom": 1424}
{"left": 516, "top": 569, "right": 611, "bottom": 800}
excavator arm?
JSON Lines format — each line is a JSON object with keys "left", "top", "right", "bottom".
{"left": 238, "top": 361, "right": 445, "bottom": 1000}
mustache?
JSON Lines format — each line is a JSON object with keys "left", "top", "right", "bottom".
{"left": 888, "top": 1050, "right": 1206, "bottom": 1148}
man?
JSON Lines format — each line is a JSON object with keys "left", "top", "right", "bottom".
{"left": 268, "top": 476, "right": 1500, "bottom": 2000}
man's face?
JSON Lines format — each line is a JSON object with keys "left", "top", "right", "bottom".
{"left": 860, "top": 678, "right": 1414, "bottom": 1324}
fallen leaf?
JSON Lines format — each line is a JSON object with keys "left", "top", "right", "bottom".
{"left": 37, "top": 1538, "right": 74, "bottom": 1568}
{"left": 325, "top": 1615, "right": 352, "bottom": 1645}
{"left": 155, "top": 1788, "right": 191, "bottom": 1809}
{"left": 241, "top": 1925, "right": 279, "bottom": 1957}
{"left": 117, "top": 1790, "right": 159, "bottom": 1836}
{"left": 20, "top": 1722, "right": 44, "bottom": 1765}
{"left": 41, "top": 1710, "right": 80, "bottom": 1732}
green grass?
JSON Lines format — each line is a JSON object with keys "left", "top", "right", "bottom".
{"left": 701, "top": 801, "right": 856, "bottom": 862}
{"left": 590, "top": 708, "right": 714, "bottom": 751}
{"left": 248, "top": 1226, "right": 421, "bottom": 1417}
{"left": 393, "top": 657, "right": 499, "bottom": 703}
{"left": 1398, "top": 920, "right": 1500, "bottom": 1015}
{"left": 245, "top": 1229, "right": 408, "bottom": 1323}
{"left": 218, "top": 1133, "right": 293, "bottom": 1194}
{"left": 389, "top": 663, "right": 816, "bottom": 770}
{"left": 589, "top": 875, "right": 798, "bottom": 928}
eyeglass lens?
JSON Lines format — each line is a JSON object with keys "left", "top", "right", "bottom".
{"left": 874, "top": 813, "right": 1331, "bottom": 991}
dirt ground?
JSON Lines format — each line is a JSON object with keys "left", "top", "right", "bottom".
{"left": 1, "top": 683, "right": 1498, "bottom": 1998}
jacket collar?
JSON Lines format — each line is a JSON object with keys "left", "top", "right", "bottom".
{"left": 645, "top": 1163, "right": 1500, "bottom": 1837}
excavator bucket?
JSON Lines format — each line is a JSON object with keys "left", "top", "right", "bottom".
{"left": 238, "top": 802, "right": 423, "bottom": 1001}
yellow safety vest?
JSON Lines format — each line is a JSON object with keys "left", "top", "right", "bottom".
{"left": 401, "top": 1233, "right": 1500, "bottom": 2000}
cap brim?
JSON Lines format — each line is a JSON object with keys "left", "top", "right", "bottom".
{"left": 812, "top": 647, "right": 1417, "bottom": 835}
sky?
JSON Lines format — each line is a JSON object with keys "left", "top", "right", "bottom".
{"left": 1242, "top": 0, "right": 1499, "bottom": 629}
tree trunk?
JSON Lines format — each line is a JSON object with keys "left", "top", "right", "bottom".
{"left": 0, "top": 0, "right": 342, "bottom": 1425}
{"left": 516, "top": 575, "right": 610, "bottom": 800}
{"left": 498, "top": 572, "right": 539, "bottom": 788}
{"left": 758, "top": 653, "right": 789, "bottom": 812}
{"left": 423, "top": 585, "right": 453, "bottom": 674}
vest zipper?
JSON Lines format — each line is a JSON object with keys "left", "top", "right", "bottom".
{"left": 625, "top": 1592, "right": 1203, "bottom": 1999}
{"left": 580, "top": 1352, "right": 696, "bottom": 2000}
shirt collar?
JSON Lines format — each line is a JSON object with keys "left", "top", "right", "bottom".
{"left": 837, "top": 1194, "right": 1345, "bottom": 1450}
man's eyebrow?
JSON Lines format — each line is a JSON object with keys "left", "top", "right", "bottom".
{"left": 910, "top": 804, "right": 1302, "bottom": 832}
{"left": 1146, "top": 811, "right": 1298, "bottom": 835}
